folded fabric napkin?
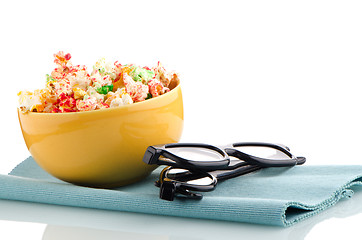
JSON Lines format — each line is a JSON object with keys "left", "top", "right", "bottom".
{"left": 1, "top": 157, "right": 362, "bottom": 227}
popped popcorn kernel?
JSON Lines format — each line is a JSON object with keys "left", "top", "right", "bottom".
{"left": 73, "top": 88, "right": 87, "bottom": 100}
{"left": 76, "top": 97, "right": 97, "bottom": 112}
{"left": 123, "top": 73, "right": 149, "bottom": 102}
{"left": 148, "top": 79, "right": 169, "bottom": 97}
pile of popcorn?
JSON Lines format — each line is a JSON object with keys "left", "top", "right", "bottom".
{"left": 18, "top": 51, "right": 179, "bottom": 113}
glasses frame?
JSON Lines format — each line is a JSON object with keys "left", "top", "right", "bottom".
{"left": 143, "top": 141, "right": 306, "bottom": 201}
{"left": 143, "top": 142, "right": 305, "bottom": 171}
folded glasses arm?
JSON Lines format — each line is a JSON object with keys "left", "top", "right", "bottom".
{"left": 159, "top": 181, "right": 204, "bottom": 201}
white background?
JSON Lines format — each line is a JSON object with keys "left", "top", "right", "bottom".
{"left": 1, "top": 0, "right": 362, "bottom": 239}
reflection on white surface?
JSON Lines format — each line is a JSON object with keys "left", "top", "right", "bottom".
{"left": 0, "top": 187, "right": 361, "bottom": 240}
{"left": 0, "top": 220, "right": 46, "bottom": 240}
{"left": 42, "top": 225, "right": 169, "bottom": 240}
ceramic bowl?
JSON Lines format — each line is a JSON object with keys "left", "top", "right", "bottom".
{"left": 18, "top": 84, "right": 183, "bottom": 188}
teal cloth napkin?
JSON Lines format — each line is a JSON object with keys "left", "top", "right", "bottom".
{"left": 1, "top": 157, "right": 362, "bottom": 227}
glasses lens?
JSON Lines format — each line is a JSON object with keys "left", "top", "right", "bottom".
{"left": 166, "top": 168, "right": 214, "bottom": 186}
{"left": 166, "top": 146, "right": 225, "bottom": 162}
{"left": 232, "top": 146, "right": 291, "bottom": 160}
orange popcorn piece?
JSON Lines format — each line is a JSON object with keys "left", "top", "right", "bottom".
{"left": 148, "top": 79, "right": 169, "bottom": 97}
{"left": 54, "top": 51, "right": 72, "bottom": 68}
{"left": 73, "top": 88, "right": 87, "bottom": 100}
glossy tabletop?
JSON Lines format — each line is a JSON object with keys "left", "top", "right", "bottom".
{"left": 0, "top": 190, "right": 362, "bottom": 240}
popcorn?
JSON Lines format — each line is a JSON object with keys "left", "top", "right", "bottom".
{"left": 92, "top": 57, "right": 117, "bottom": 80}
{"left": 122, "top": 93, "right": 133, "bottom": 105}
{"left": 123, "top": 73, "right": 149, "bottom": 102}
{"left": 86, "top": 86, "right": 105, "bottom": 102}
{"left": 90, "top": 71, "right": 113, "bottom": 89}
{"left": 18, "top": 91, "right": 42, "bottom": 112}
{"left": 148, "top": 79, "right": 169, "bottom": 97}
{"left": 105, "top": 88, "right": 134, "bottom": 107}
{"left": 68, "top": 67, "right": 91, "bottom": 90}
{"left": 48, "top": 78, "right": 72, "bottom": 96}
{"left": 153, "top": 61, "right": 171, "bottom": 87}
{"left": 76, "top": 97, "right": 97, "bottom": 112}
{"left": 18, "top": 52, "right": 179, "bottom": 113}
{"left": 128, "top": 65, "right": 155, "bottom": 83}
{"left": 73, "top": 88, "right": 87, "bottom": 100}
{"left": 58, "top": 93, "right": 77, "bottom": 112}
{"left": 53, "top": 51, "right": 72, "bottom": 68}
{"left": 109, "top": 98, "right": 124, "bottom": 108}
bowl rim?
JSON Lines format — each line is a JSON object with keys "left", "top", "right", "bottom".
{"left": 18, "top": 84, "right": 181, "bottom": 116}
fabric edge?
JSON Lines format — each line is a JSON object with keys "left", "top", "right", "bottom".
{"left": 282, "top": 175, "right": 362, "bottom": 227}
{"left": 8, "top": 156, "right": 33, "bottom": 175}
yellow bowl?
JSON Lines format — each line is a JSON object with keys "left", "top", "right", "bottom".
{"left": 18, "top": 84, "right": 183, "bottom": 188}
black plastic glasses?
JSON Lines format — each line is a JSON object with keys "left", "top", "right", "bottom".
{"left": 143, "top": 142, "right": 306, "bottom": 201}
